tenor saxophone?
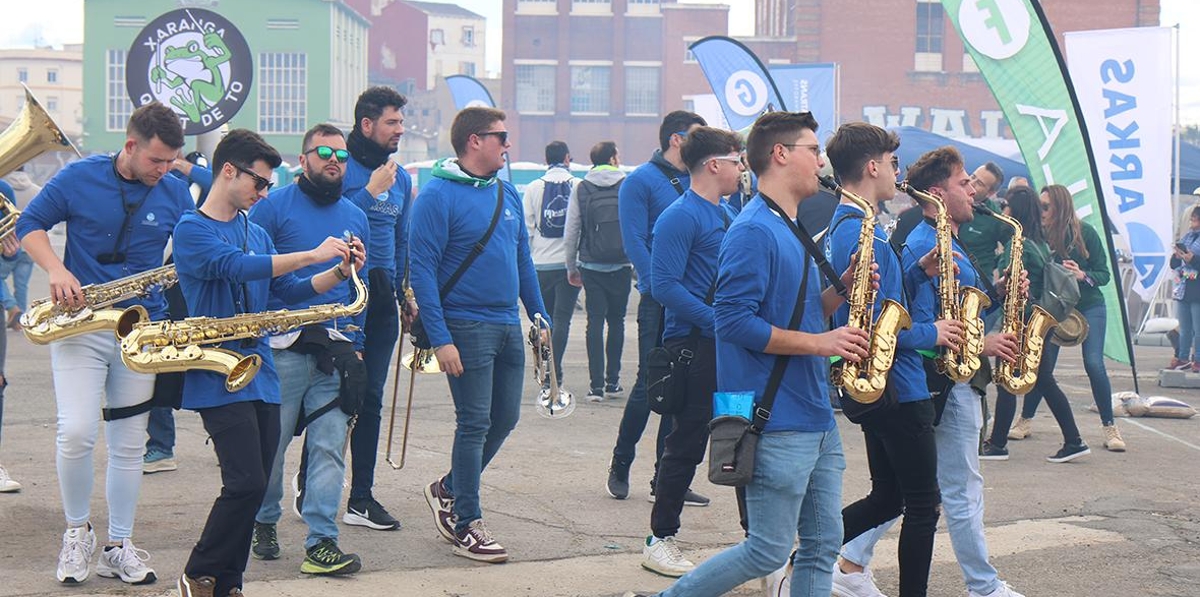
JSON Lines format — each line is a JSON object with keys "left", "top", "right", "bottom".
{"left": 21, "top": 264, "right": 178, "bottom": 345}
{"left": 896, "top": 182, "right": 990, "bottom": 382}
{"left": 117, "top": 264, "right": 368, "bottom": 392}
{"left": 820, "top": 176, "right": 911, "bottom": 404}
{"left": 974, "top": 207, "right": 1057, "bottom": 394}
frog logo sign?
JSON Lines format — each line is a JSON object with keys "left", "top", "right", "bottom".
{"left": 126, "top": 8, "right": 252, "bottom": 135}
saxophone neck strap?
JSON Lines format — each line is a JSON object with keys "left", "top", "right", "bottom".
{"left": 759, "top": 192, "right": 846, "bottom": 297}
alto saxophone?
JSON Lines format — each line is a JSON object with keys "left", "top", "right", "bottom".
{"left": 974, "top": 207, "right": 1057, "bottom": 394}
{"left": 117, "top": 264, "right": 368, "bottom": 392}
{"left": 896, "top": 182, "right": 990, "bottom": 382}
{"left": 21, "top": 264, "right": 178, "bottom": 345}
{"left": 820, "top": 176, "right": 911, "bottom": 404}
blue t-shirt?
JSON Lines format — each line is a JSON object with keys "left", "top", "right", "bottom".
{"left": 408, "top": 175, "right": 547, "bottom": 349}
{"left": 15, "top": 154, "right": 194, "bottom": 319}
{"left": 343, "top": 157, "right": 412, "bottom": 291}
{"left": 172, "top": 211, "right": 318, "bottom": 409}
{"left": 825, "top": 203, "right": 937, "bottom": 403}
{"left": 618, "top": 151, "right": 689, "bottom": 295}
{"left": 651, "top": 190, "right": 736, "bottom": 341}
{"left": 714, "top": 196, "right": 834, "bottom": 433}
{"left": 248, "top": 184, "right": 370, "bottom": 349}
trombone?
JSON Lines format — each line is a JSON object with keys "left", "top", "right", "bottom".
{"left": 530, "top": 313, "right": 574, "bottom": 419}
{"left": 384, "top": 287, "right": 441, "bottom": 470}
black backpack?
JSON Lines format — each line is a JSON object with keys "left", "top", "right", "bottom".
{"left": 579, "top": 179, "right": 627, "bottom": 264}
{"left": 537, "top": 178, "right": 572, "bottom": 239}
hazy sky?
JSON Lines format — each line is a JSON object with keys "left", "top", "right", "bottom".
{"left": 2, "top": 0, "right": 1196, "bottom": 124}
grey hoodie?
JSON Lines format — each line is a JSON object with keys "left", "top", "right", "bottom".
{"left": 3, "top": 171, "right": 41, "bottom": 207}
{"left": 564, "top": 166, "right": 629, "bottom": 274}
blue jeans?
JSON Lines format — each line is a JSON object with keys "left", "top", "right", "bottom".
{"left": 350, "top": 270, "right": 400, "bottom": 501}
{"left": 1176, "top": 300, "right": 1200, "bottom": 361}
{"left": 0, "top": 251, "right": 33, "bottom": 311}
{"left": 256, "top": 350, "right": 350, "bottom": 549}
{"left": 441, "top": 319, "right": 525, "bottom": 532}
{"left": 145, "top": 407, "right": 176, "bottom": 455}
{"left": 1022, "top": 302, "right": 1115, "bottom": 425}
{"left": 612, "top": 293, "right": 670, "bottom": 475}
{"left": 843, "top": 384, "right": 1001, "bottom": 595}
{"left": 660, "top": 428, "right": 845, "bottom": 597}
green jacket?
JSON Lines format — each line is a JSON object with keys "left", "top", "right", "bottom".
{"left": 1052, "top": 222, "right": 1110, "bottom": 312}
{"left": 999, "top": 236, "right": 1050, "bottom": 318}
{"left": 959, "top": 198, "right": 1013, "bottom": 281}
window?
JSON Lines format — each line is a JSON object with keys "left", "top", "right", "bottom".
{"left": 572, "top": 0, "right": 611, "bottom": 15}
{"left": 684, "top": 39, "right": 697, "bottom": 63}
{"left": 430, "top": 29, "right": 445, "bottom": 47}
{"left": 47, "top": 69, "right": 59, "bottom": 84}
{"left": 516, "top": 0, "right": 556, "bottom": 15}
{"left": 627, "top": 0, "right": 659, "bottom": 14}
{"left": 46, "top": 96, "right": 58, "bottom": 112}
{"left": 515, "top": 64, "right": 555, "bottom": 113}
{"left": 570, "top": 66, "right": 610, "bottom": 114}
{"left": 462, "top": 26, "right": 475, "bottom": 47}
{"left": 460, "top": 61, "right": 476, "bottom": 77}
{"left": 624, "top": 66, "right": 659, "bottom": 116}
{"left": 258, "top": 52, "right": 307, "bottom": 134}
{"left": 17, "top": 68, "right": 27, "bottom": 83}
{"left": 915, "top": 0, "right": 944, "bottom": 72}
{"left": 106, "top": 49, "right": 133, "bottom": 131}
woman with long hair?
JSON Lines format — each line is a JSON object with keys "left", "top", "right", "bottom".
{"left": 1168, "top": 205, "right": 1200, "bottom": 371}
{"left": 1011, "top": 184, "right": 1126, "bottom": 452}
{"left": 981, "top": 186, "right": 1089, "bottom": 462}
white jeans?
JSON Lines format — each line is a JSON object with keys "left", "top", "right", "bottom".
{"left": 51, "top": 331, "right": 155, "bottom": 541}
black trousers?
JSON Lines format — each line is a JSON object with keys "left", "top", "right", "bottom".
{"left": 650, "top": 336, "right": 716, "bottom": 538}
{"left": 841, "top": 399, "right": 941, "bottom": 597}
{"left": 186, "top": 400, "right": 280, "bottom": 596}
{"left": 989, "top": 349, "right": 1081, "bottom": 449}
{"left": 536, "top": 268, "right": 582, "bottom": 381}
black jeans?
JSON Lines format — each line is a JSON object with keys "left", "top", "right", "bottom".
{"left": 186, "top": 400, "right": 279, "bottom": 596}
{"left": 612, "top": 293, "right": 671, "bottom": 476}
{"left": 536, "top": 268, "right": 582, "bottom": 381}
{"left": 581, "top": 268, "right": 632, "bottom": 391}
{"left": 841, "top": 399, "right": 940, "bottom": 597}
{"left": 989, "top": 348, "right": 1081, "bottom": 449}
{"left": 650, "top": 336, "right": 715, "bottom": 538}
{"left": 350, "top": 268, "right": 400, "bottom": 500}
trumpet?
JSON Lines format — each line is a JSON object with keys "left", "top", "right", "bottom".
{"left": 384, "top": 287, "right": 441, "bottom": 470}
{"left": 529, "top": 313, "right": 574, "bottom": 419}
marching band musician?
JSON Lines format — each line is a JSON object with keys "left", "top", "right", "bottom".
{"left": 17, "top": 103, "right": 194, "bottom": 586}
{"left": 172, "top": 129, "right": 364, "bottom": 597}
{"left": 839, "top": 146, "right": 1026, "bottom": 597}
{"left": 410, "top": 107, "right": 548, "bottom": 564}
{"left": 248, "top": 124, "right": 370, "bottom": 576}
{"left": 824, "top": 123, "right": 960, "bottom": 597}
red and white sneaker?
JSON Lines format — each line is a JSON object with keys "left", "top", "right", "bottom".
{"left": 423, "top": 477, "right": 456, "bottom": 543}
{"left": 452, "top": 519, "right": 508, "bottom": 563}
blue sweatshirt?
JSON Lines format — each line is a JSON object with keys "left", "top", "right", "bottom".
{"left": 409, "top": 159, "right": 548, "bottom": 348}
{"left": 714, "top": 196, "right": 834, "bottom": 433}
{"left": 652, "top": 190, "right": 736, "bottom": 341}
{"left": 169, "top": 165, "right": 212, "bottom": 207}
{"left": 248, "top": 183, "right": 370, "bottom": 349}
{"left": 619, "top": 150, "right": 689, "bottom": 295}
{"left": 172, "top": 211, "right": 318, "bottom": 409}
{"left": 343, "top": 156, "right": 412, "bottom": 291}
{"left": 825, "top": 203, "right": 936, "bottom": 403}
{"left": 15, "top": 154, "right": 193, "bottom": 319}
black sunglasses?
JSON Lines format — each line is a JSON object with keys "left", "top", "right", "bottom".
{"left": 475, "top": 130, "right": 509, "bottom": 145}
{"left": 234, "top": 164, "right": 274, "bottom": 192}
{"left": 304, "top": 145, "right": 350, "bottom": 163}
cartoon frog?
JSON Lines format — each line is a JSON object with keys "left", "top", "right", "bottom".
{"left": 150, "top": 31, "right": 232, "bottom": 123}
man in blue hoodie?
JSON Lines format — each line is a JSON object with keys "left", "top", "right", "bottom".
{"left": 249, "top": 123, "right": 369, "bottom": 576}
{"left": 608, "top": 110, "right": 708, "bottom": 504}
{"left": 411, "top": 107, "right": 548, "bottom": 564}
{"left": 172, "top": 128, "right": 364, "bottom": 597}
{"left": 17, "top": 102, "right": 194, "bottom": 586}
{"left": 338, "top": 85, "right": 415, "bottom": 532}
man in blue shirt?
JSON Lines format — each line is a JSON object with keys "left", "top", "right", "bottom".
{"left": 411, "top": 107, "right": 548, "bottom": 564}
{"left": 823, "top": 123, "right": 963, "bottom": 597}
{"left": 17, "top": 102, "right": 194, "bottom": 586}
{"left": 249, "top": 123, "right": 370, "bottom": 576}
{"left": 640, "top": 127, "right": 742, "bottom": 578}
{"left": 339, "top": 86, "right": 415, "bottom": 532}
{"left": 840, "top": 146, "right": 1026, "bottom": 597}
{"left": 608, "top": 110, "right": 708, "bottom": 503}
{"left": 173, "top": 129, "right": 363, "bottom": 597}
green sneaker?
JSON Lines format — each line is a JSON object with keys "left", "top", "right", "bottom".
{"left": 300, "top": 539, "right": 361, "bottom": 575}
{"left": 250, "top": 522, "right": 279, "bottom": 560}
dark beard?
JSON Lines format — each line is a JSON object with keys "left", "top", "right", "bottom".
{"left": 297, "top": 171, "right": 343, "bottom": 206}
{"left": 347, "top": 128, "right": 394, "bottom": 170}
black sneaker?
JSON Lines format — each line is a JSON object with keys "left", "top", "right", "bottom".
{"left": 606, "top": 460, "right": 630, "bottom": 499}
{"left": 344, "top": 497, "right": 401, "bottom": 531}
{"left": 300, "top": 539, "right": 361, "bottom": 575}
{"left": 980, "top": 441, "right": 1010, "bottom": 461}
{"left": 250, "top": 522, "right": 279, "bottom": 560}
{"left": 1046, "top": 441, "right": 1091, "bottom": 463}
{"left": 647, "top": 486, "right": 711, "bottom": 507}
{"left": 605, "top": 383, "right": 625, "bottom": 397}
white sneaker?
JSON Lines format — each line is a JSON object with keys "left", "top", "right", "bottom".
{"left": 832, "top": 563, "right": 888, "bottom": 597}
{"left": 640, "top": 535, "right": 695, "bottom": 577}
{"left": 0, "top": 464, "right": 20, "bottom": 492}
{"left": 96, "top": 538, "right": 157, "bottom": 585}
{"left": 762, "top": 563, "right": 790, "bottom": 597}
{"left": 56, "top": 524, "right": 97, "bottom": 584}
{"left": 968, "top": 581, "right": 1026, "bottom": 597}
